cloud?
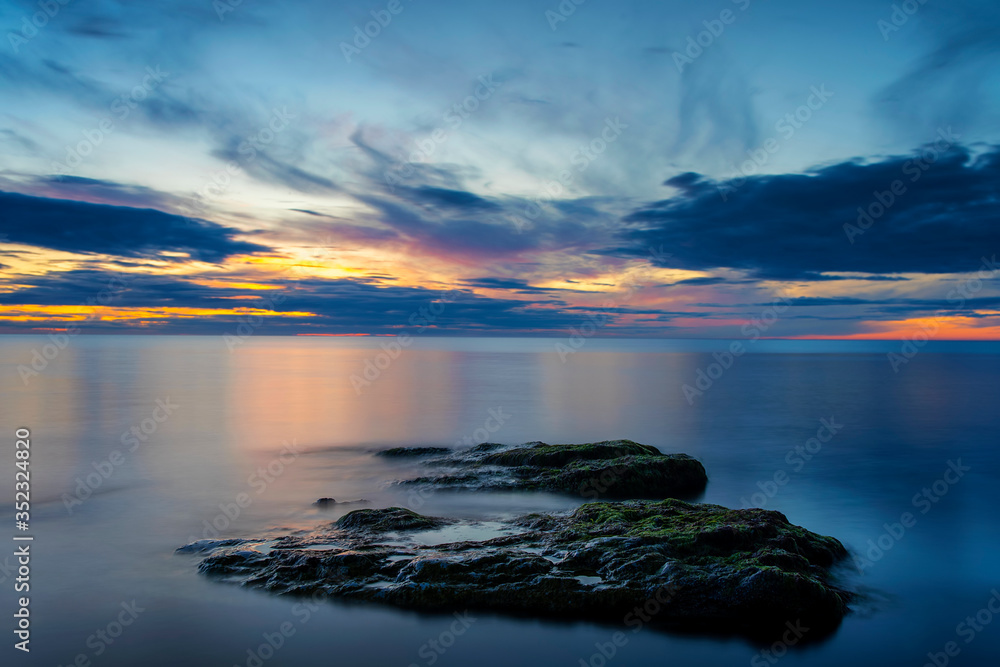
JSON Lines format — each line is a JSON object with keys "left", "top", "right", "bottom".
{"left": 14, "top": 175, "right": 188, "bottom": 212}
{"left": 0, "top": 269, "right": 632, "bottom": 334}
{"left": 353, "top": 190, "right": 599, "bottom": 261}
{"left": 670, "top": 47, "right": 759, "bottom": 168}
{"left": 461, "top": 277, "right": 576, "bottom": 294}
{"left": 0, "top": 128, "right": 42, "bottom": 154}
{"left": 405, "top": 186, "right": 500, "bottom": 211}
{"left": 613, "top": 143, "right": 1000, "bottom": 279}
{"left": 210, "top": 138, "right": 341, "bottom": 195}
{"left": 0, "top": 191, "right": 268, "bottom": 262}
{"left": 876, "top": 0, "right": 1000, "bottom": 138}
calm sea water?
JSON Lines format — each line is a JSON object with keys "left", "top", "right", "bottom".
{"left": 1, "top": 336, "right": 998, "bottom": 666}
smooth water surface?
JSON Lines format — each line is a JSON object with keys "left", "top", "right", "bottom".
{"left": 1, "top": 336, "right": 998, "bottom": 666}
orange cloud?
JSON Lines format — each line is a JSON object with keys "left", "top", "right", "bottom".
{"left": 788, "top": 315, "right": 1000, "bottom": 340}
{"left": 0, "top": 305, "right": 316, "bottom": 323}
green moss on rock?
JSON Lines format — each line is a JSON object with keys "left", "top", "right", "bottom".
{"left": 336, "top": 507, "right": 451, "bottom": 532}
{"left": 393, "top": 440, "right": 708, "bottom": 500}
{"left": 185, "top": 499, "right": 852, "bottom": 638}
{"left": 480, "top": 440, "right": 661, "bottom": 467}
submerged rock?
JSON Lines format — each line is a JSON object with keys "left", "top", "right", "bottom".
{"left": 376, "top": 447, "right": 452, "bottom": 458}
{"left": 391, "top": 440, "right": 708, "bottom": 500}
{"left": 336, "top": 507, "right": 452, "bottom": 532}
{"left": 179, "top": 502, "right": 852, "bottom": 636}
{"left": 314, "top": 498, "right": 370, "bottom": 509}
{"left": 175, "top": 538, "right": 247, "bottom": 554}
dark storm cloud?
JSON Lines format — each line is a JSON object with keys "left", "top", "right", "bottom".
{"left": 613, "top": 144, "right": 1000, "bottom": 279}
{"left": 0, "top": 191, "right": 268, "bottom": 262}
{"left": 0, "top": 270, "right": 632, "bottom": 334}
{"left": 668, "top": 276, "right": 730, "bottom": 286}
{"left": 461, "top": 278, "right": 576, "bottom": 294}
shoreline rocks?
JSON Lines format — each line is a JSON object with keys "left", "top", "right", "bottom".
{"left": 376, "top": 447, "right": 452, "bottom": 458}
{"left": 391, "top": 440, "right": 709, "bottom": 500}
{"left": 178, "top": 440, "right": 855, "bottom": 641}
{"left": 179, "top": 500, "right": 852, "bottom": 637}
{"left": 314, "top": 498, "right": 369, "bottom": 509}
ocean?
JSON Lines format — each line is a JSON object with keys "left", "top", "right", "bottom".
{"left": 2, "top": 335, "right": 998, "bottom": 666}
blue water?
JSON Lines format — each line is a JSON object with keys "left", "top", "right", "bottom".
{"left": 1, "top": 336, "right": 998, "bottom": 666}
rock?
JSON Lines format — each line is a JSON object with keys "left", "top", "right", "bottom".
{"left": 182, "top": 499, "right": 852, "bottom": 637}
{"left": 480, "top": 440, "right": 660, "bottom": 466}
{"left": 314, "top": 498, "right": 370, "bottom": 509}
{"left": 336, "top": 507, "right": 453, "bottom": 533}
{"left": 175, "top": 538, "right": 247, "bottom": 554}
{"left": 394, "top": 440, "right": 708, "bottom": 500}
{"left": 376, "top": 447, "right": 452, "bottom": 458}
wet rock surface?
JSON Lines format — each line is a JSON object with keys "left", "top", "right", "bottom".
{"left": 392, "top": 440, "right": 709, "bottom": 500}
{"left": 314, "top": 498, "right": 369, "bottom": 509}
{"left": 179, "top": 500, "right": 852, "bottom": 636}
{"left": 376, "top": 446, "right": 452, "bottom": 458}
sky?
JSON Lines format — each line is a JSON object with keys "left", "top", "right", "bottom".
{"left": 1, "top": 0, "right": 999, "bottom": 337}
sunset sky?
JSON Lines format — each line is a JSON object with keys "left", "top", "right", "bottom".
{"left": 1, "top": 0, "right": 999, "bottom": 337}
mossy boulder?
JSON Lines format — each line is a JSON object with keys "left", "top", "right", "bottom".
{"left": 480, "top": 440, "right": 660, "bottom": 466}
{"left": 336, "top": 507, "right": 451, "bottom": 533}
{"left": 389, "top": 440, "right": 708, "bottom": 500}
{"left": 181, "top": 499, "right": 851, "bottom": 637}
